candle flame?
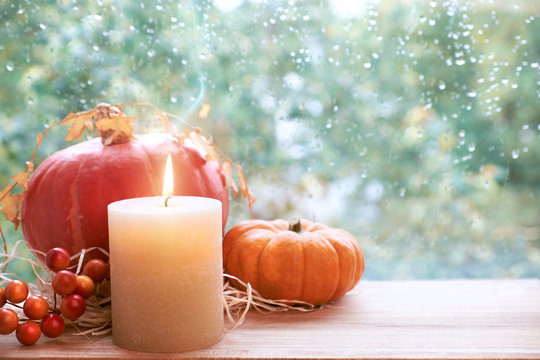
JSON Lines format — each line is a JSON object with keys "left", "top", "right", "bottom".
{"left": 162, "top": 154, "right": 174, "bottom": 198}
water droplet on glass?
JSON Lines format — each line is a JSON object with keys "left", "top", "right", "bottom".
{"left": 511, "top": 149, "right": 519, "bottom": 159}
{"left": 428, "top": 19, "right": 436, "bottom": 26}
{"left": 468, "top": 143, "right": 476, "bottom": 152}
{"left": 417, "top": 131, "right": 424, "bottom": 138}
{"left": 170, "top": 96, "right": 177, "bottom": 103}
{"left": 6, "top": 64, "right": 14, "bottom": 71}
{"left": 92, "top": 45, "right": 100, "bottom": 52}
{"left": 466, "top": 91, "right": 477, "bottom": 98}
{"left": 147, "top": 50, "right": 155, "bottom": 58}
{"left": 363, "top": 62, "right": 371, "bottom": 69}
{"left": 438, "top": 81, "right": 446, "bottom": 90}
{"left": 326, "top": 122, "right": 332, "bottom": 129}
{"left": 458, "top": 129, "right": 465, "bottom": 138}
{"left": 39, "top": 24, "right": 47, "bottom": 30}
{"left": 419, "top": 16, "right": 427, "bottom": 23}
{"left": 333, "top": 105, "right": 339, "bottom": 112}
{"left": 399, "top": 188, "right": 406, "bottom": 197}
{"left": 455, "top": 59, "right": 466, "bottom": 66}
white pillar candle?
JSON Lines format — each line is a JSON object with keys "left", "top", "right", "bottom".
{"left": 107, "top": 196, "right": 223, "bottom": 352}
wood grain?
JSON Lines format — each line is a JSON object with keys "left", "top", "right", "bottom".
{"left": 1, "top": 280, "right": 539, "bottom": 359}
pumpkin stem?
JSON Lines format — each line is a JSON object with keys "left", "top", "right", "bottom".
{"left": 288, "top": 217, "right": 302, "bottom": 233}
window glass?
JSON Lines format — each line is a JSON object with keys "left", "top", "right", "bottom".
{"left": 1, "top": 0, "right": 539, "bottom": 280}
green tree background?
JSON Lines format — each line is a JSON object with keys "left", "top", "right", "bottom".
{"left": 1, "top": 0, "right": 539, "bottom": 281}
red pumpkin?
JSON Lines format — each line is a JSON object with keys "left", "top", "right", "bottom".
{"left": 223, "top": 218, "right": 365, "bottom": 305}
{"left": 21, "top": 133, "right": 229, "bottom": 260}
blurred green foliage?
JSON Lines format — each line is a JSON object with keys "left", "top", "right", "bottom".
{"left": 0, "top": 0, "right": 539, "bottom": 280}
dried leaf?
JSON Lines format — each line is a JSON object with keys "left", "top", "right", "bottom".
{"left": 190, "top": 131, "right": 220, "bottom": 162}
{"left": 64, "top": 111, "right": 96, "bottom": 141}
{"left": 236, "top": 166, "right": 256, "bottom": 206}
{"left": 0, "top": 184, "right": 13, "bottom": 202}
{"left": 1, "top": 192, "right": 23, "bottom": 229}
{"left": 175, "top": 129, "right": 191, "bottom": 144}
{"left": 36, "top": 133, "right": 44, "bottom": 146}
{"left": 156, "top": 112, "right": 177, "bottom": 135}
{"left": 222, "top": 161, "right": 239, "bottom": 197}
{"left": 12, "top": 168, "right": 30, "bottom": 188}
{"left": 95, "top": 116, "right": 136, "bottom": 145}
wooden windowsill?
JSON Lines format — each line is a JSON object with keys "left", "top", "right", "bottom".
{"left": 1, "top": 279, "right": 539, "bottom": 359}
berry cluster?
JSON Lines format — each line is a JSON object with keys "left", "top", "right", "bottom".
{"left": 0, "top": 247, "right": 108, "bottom": 345}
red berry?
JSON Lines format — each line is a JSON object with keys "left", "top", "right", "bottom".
{"left": 0, "top": 287, "right": 6, "bottom": 307}
{"left": 52, "top": 270, "right": 77, "bottom": 296}
{"left": 74, "top": 275, "right": 95, "bottom": 299}
{"left": 46, "top": 247, "right": 71, "bottom": 272}
{"left": 5, "top": 280, "right": 29, "bottom": 303}
{"left": 16, "top": 321, "right": 41, "bottom": 346}
{"left": 0, "top": 308, "right": 19, "bottom": 335}
{"left": 60, "top": 294, "right": 86, "bottom": 320}
{"left": 23, "top": 296, "right": 49, "bottom": 320}
{"left": 82, "top": 259, "right": 108, "bottom": 283}
{"left": 41, "top": 314, "right": 64, "bottom": 338}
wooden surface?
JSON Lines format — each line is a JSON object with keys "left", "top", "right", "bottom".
{"left": 1, "top": 279, "right": 539, "bottom": 359}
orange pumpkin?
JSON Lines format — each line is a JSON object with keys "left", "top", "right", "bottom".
{"left": 223, "top": 218, "right": 365, "bottom": 305}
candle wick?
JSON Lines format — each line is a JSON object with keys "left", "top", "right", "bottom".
{"left": 164, "top": 196, "right": 172, "bottom": 207}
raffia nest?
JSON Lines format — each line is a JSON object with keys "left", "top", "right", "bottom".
{"left": 0, "top": 240, "right": 319, "bottom": 337}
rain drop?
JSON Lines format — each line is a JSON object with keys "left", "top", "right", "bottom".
{"left": 511, "top": 149, "right": 519, "bottom": 159}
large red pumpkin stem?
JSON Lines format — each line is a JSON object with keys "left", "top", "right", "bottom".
{"left": 288, "top": 217, "right": 302, "bottom": 233}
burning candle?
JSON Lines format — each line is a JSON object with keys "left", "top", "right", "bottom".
{"left": 107, "top": 155, "right": 224, "bottom": 352}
